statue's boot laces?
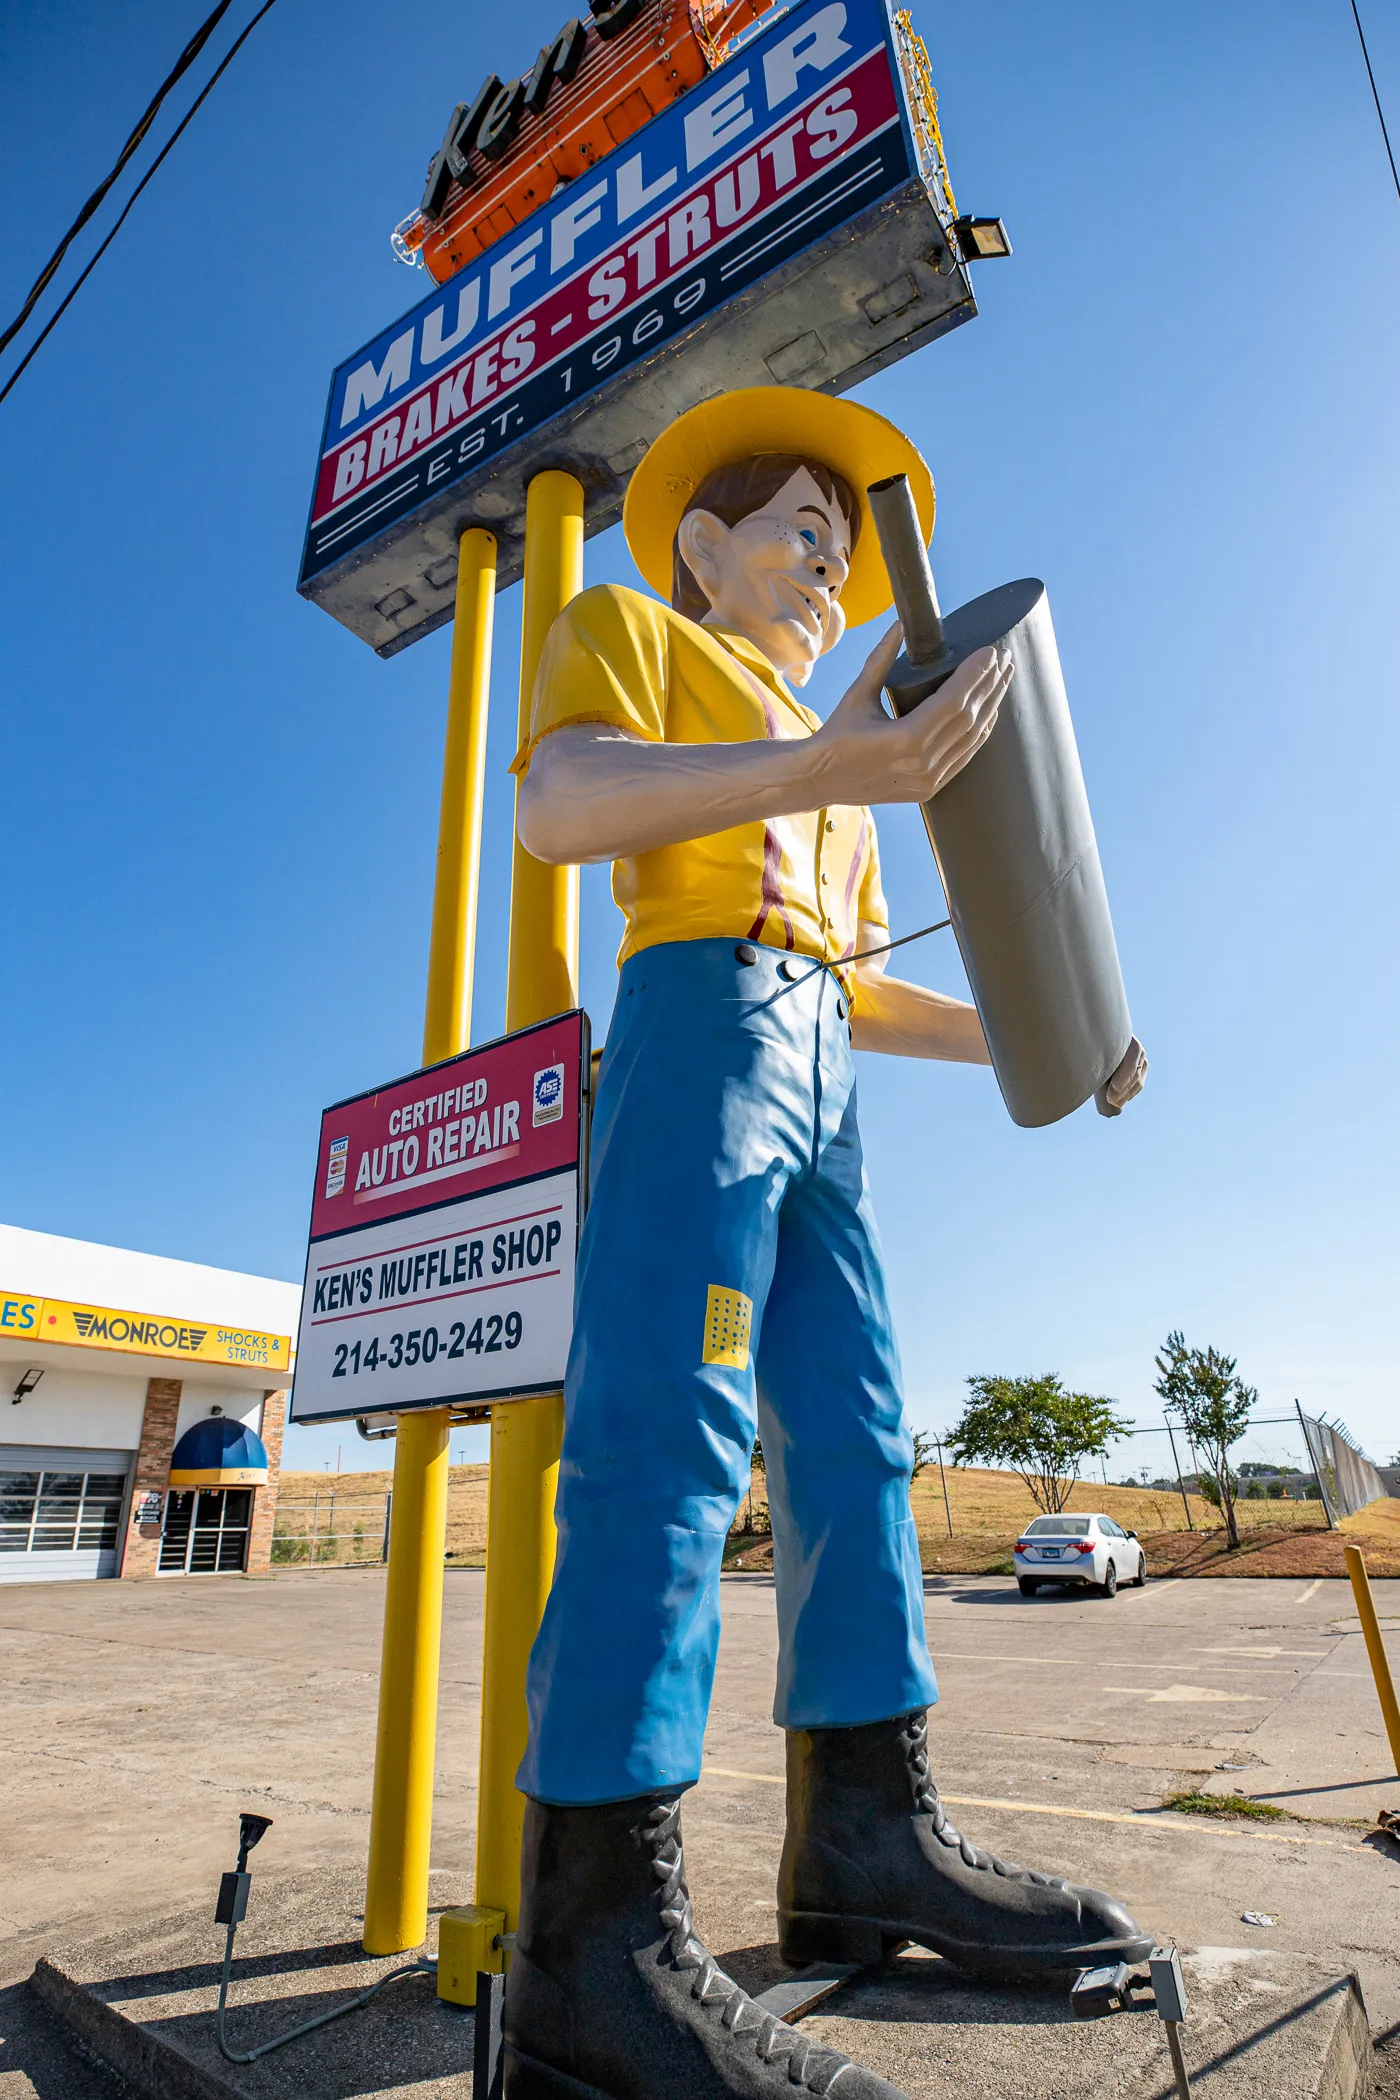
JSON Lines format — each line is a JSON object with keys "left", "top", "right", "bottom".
{"left": 778, "top": 1712, "right": 1154, "bottom": 1983}
{"left": 504, "top": 1793, "right": 910, "bottom": 2099}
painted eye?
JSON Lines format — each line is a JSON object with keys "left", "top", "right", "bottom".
{"left": 799, "top": 528, "right": 817, "bottom": 547}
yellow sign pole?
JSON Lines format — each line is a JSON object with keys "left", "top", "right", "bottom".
{"left": 474, "top": 470, "right": 583, "bottom": 1938}
{"left": 364, "top": 528, "right": 498, "bottom": 1956}
{"left": 422, "top": 530, "right": 500, "bottom": 1069}
{"left": 1344, "top": 1544, "right": 1400, "bottom": 1777}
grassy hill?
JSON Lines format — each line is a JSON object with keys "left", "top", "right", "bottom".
{"left": 272, "top": 1459, "right": 1400, "bottom": 1578}
{"left": 274, "top": 1464, "right": 488, "bottom": 1564}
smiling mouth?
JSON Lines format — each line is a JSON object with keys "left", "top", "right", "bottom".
{"left": 777, "top": 575, "right": 825, "bottom": 628}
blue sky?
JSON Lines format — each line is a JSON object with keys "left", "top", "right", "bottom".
{"left": 2, "top": 0, "right": 1396, "bottom": 1476}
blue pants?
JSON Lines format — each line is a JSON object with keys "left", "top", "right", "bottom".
{"left": 519, "top": 938, "right": 938, "bottom": 1805}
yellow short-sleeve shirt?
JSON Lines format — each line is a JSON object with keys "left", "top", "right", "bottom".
{"left": 515, "top": 584, "right": 888, "bottom": 993}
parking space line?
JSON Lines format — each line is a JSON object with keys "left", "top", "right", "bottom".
{"left": 699, "top": 1768, "right": 1363, "bottom": 1852}
{"left": 1295, "top": 1579, "right": 1324, "bottom": 1604}
{"left": 928, "top": 1651, "right": 1307, "bottom": 1674}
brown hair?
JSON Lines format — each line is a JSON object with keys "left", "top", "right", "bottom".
{"left": 670, "top": 453, "right": 860, "bottom": 619}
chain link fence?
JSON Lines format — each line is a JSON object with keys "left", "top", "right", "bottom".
{"left": 271, "top": 1466, "right": 492, "bottom": 1566}
{"left": 272, "top": 1488, "right": 392, "bottom": 1565}
{"left": 1296, "top": 1410, "right": 1388, "bottom": 1523}
{"left": 1104, "top": 1413, "right": 1326, "bottom": 1529}
{"left": 904, "top": 1410, "right": 1386, "bottom": 1565}
{"left": 270, "top": 1422, "right": 1390, "bottom": 1574}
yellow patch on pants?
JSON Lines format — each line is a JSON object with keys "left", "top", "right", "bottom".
{"left": 702, "top": 1285, "right": 752, "bottom": 1369}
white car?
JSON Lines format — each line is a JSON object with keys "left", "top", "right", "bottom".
{"left": 1013, "top": 1513, "right": 1146, "bottom": 1598}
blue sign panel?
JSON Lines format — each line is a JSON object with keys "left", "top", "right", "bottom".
{"left": 300, "top": 0, "right": 924, "bottom": 594}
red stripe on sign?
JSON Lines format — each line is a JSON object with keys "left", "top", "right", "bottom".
{"left": 313, "top": 1201, "right": 564, "bottom": 1275}
{"left": 311, "top": 47, "right": 898, "bottom": 526}
{"left": 309, "top": 1266, "right": 562, "bottom": 1326}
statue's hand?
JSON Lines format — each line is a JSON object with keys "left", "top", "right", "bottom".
{"left": 810, "top": 631, "right": 1012, "bottom": 807}
{"left": 1096, "top": 1036, "right": 1147, "bottom": 1117}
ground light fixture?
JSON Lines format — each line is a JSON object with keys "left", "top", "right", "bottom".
{"left": 1070, "top": 1945, "right": 1193, "bottom": 2098}
{"left": 952, "top": 214, "right": 1013, "bottom": 260}
{"left": 214, "top": 1814, "right": 434, "bottom": 2064}
{"left": 11, "top": 1368, "right": 43, "bottom": 1405}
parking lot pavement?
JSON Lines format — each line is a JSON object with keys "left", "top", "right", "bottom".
{"left": 922, "top": 1570, "right": 1400, "bottom": 1823}
{"left": 698, "top": 1572, "right": 1400, "bottom": 2029}
{"left": 0, "top": 1567, "right": 1396, "bottom": 2050}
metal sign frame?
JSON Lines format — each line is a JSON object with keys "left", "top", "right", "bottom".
{"left": 298, "top": 0, "right": 973, "bottom": 654}
{"left": 289, "top": 1010, "right": 590, "bottom": 1425}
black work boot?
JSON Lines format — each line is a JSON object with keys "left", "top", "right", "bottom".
{"left": 503, "top": 1793, "right": 909, "bottom": 2099}
{"left": 778, "top": 1712, "right": 1153, "bottom": 1983}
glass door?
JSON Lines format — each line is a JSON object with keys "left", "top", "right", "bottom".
{"left": 158, "top": 1488, "right": 252, "bottom": 1574}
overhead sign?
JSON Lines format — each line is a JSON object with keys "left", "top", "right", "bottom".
{"left": 0, "top": 1289, "right": 292, "bottom": 1372}
{"left": 0, "top": 1292, "right": 40, "bottom": 1339}
{"left": 289, "top": 1011, "right": 589, "bottom": 1424}
{"left": 299, "top": 0, "right": 973, "bottom": 654}
{"left": 405, "top": 0, "right": 771, "bottom": 285}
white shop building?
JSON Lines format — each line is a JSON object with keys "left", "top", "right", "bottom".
{"left": 0, "top": 1223, "right": 299, "bottom": 1584}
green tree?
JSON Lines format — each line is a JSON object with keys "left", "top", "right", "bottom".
{"left": 910, "top": 1430, "right": 935, "bottom": 1483}
{"left": 949, "top": 1375, "right": 1131, "bottom": 1515}
{"left": 1153, "top": 1330, "right": 1256, "bottom": 1548}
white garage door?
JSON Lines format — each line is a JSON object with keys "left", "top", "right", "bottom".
{"left": 0, "top": 1445, "right": 133, "bottom": 1583}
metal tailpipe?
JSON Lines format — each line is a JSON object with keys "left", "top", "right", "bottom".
{"left": 866, "top": 475, "right": 1137, "bottom": 1127}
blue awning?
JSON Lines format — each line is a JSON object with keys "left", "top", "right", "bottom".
{"left": 168, "top": 1414, "right": 269, "bottom": 1487}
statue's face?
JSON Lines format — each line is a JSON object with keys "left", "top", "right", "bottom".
{"left": 675, "top": 466, "right": 852, "bottom": 687}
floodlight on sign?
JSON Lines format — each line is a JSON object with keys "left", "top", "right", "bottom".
{"left": 952, "top": 214, "right": 1012, "bottom": 260}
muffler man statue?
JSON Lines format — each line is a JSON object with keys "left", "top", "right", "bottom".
{"left": 502, "top": 387, "right": 1150, "bottom": 2099}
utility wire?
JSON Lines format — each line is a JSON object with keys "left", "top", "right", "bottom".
{"left": 1349, "top": 0, "right": 1400, "bottom": 204}
{"left": 0, "top": 0, "right": 279, "bottom": 408}
{"left": 0, "top": 0, "right": 237, "bottom": 359}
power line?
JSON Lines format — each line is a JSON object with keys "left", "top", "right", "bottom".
{"left": 0, "top": 0, "right": 280, "bottom": 408}
{"left": 1349, "top": 0, "right": 1400, "bottom": 204}
{"left": 0, "top": 1, "right": 237, "bottom": 359}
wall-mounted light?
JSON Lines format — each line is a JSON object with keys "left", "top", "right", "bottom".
{"left": 953, "top": 215, "right": 1012, "bottom": 261}
{"left": 12, "top": 1368, "right": 43, "bottom": 1405}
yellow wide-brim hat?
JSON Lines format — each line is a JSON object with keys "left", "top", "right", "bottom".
{"left": 623, "top": 386, "right": 934, "bottom": 629}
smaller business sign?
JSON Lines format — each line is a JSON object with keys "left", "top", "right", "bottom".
{"left": 289, "top": 1011, "right": 589, "bottom": 1425}
{"left": 0, "top": 1288, "right": 291, "bottom": 1371}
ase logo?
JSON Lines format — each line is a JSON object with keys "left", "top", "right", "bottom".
{"left": 532, "top": 1062, "right": 565, "bottom": 1127}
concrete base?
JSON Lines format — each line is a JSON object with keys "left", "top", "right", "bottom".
{"left": 802, "top": 1946, "right": 1373, "bottom": 2100}
{"left": 31, "top": 1866, "right": 470, "bottom": 2100}
{"left": 30, "top": 1869, "right": 1374, "bottom": 2100}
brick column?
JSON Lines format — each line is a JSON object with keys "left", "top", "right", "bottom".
{"left": 119, "top": 1378, "right": 182, "bottom": 1580}
{"left": 245, "top": 1390, "right": 288, "bottom": 1577}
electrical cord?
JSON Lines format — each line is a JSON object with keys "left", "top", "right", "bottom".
{"left": 0, "top": 0, "right": 237, "bottom": 359}
{"left": 216, "top": 1914, "right": 434, "bottom": 2064}
{"left": 0, "top": 0, "right": 280, "bottom": 406}
{"left": 770, "top": 916, "right": 955, "bottom": 986}
{"left": 844, "top": 916, "right": 952, "bottom": 965}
